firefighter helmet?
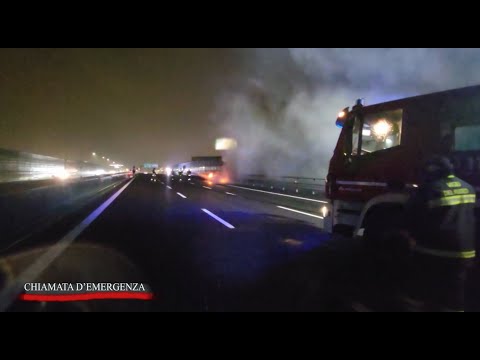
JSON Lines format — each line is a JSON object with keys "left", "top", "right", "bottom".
{"left": 424, "top": 156, "right": 454, "bottom": 181}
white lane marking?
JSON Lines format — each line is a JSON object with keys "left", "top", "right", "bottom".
{"left": 228, "top": 184, "right": 328, "bottom": 203}
{"left": 177, "top": 192, "right": 187, "bottom": 199}
{"left": 0, "top": 178, "right": 135, "bottom": 312}
{"left": 277, "top": 205, "right": 324, "bottom": 219}
{"left": 166, "top": 186, "right": 172, "bottom": 189}
{"left": 203, "top": 186, "right": 212, "bottom": 190}
{"left": 201, "top": 209, "right": 235, "bottom": 229}
{"left": 225, "top": 192, "right": 236, "bottom": 196}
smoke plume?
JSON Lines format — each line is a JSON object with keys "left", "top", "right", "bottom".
{"left": 214, "top": 48, "right": 480, "bottom": 178}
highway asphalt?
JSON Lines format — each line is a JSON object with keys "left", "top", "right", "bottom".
{"left": 6, "top": 174, "right": 474, "bottom": 312}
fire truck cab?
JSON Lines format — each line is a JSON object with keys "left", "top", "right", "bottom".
{"left": 324, "top": 85, "right": 480, "bottom": 246}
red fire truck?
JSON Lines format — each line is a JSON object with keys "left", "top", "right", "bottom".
{"left": 323, "top": 85, "right": 480, "bottom": 247}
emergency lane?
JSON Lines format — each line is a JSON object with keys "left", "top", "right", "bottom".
{"left": 167, "top": 175, "right": 328, "bottom": 227}
{"left": 152, "top": 174, "right": 340, "bottom": 310}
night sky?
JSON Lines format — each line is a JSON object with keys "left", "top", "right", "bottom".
{"left": 2, "top": 48, "right": 480, "bottom": 176}
{"left": 0, "top": 48, "right": 250, "bottom": 166}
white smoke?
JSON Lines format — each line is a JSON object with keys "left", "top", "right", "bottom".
{"left": 214, "top": 48, "right": 480, "bottom": 178}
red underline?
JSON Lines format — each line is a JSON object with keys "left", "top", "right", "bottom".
{"left": 19, "top": 292, "right": 154, "bottom": 302}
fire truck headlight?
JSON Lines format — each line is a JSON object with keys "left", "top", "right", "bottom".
{"left": 321, "top": 206, "right": 329, "bottom": 218}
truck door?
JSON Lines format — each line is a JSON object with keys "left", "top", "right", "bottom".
{"left": 340, "top": 108, "right": 409, "bottom": 200}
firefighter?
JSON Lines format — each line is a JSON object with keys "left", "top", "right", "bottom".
{"left": 403, "top": 156, "right": 476, "bottom": 311}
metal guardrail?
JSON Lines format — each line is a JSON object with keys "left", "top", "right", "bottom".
{"left": 237, "top": 174, "right": 327, "bottom": 198}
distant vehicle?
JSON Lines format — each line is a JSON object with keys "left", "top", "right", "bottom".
{"left": 324, "top": 85, "right": 480, "bottom": 249}
{"left": 171, "top": 156, "right": 230, "bottom": 184}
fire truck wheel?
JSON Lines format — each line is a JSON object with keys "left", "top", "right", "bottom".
{"left": 333, "top": 224, "right": 354, "bottom": 237}
{"left": 363, "top": 207, "right": 409, "bottom": 277}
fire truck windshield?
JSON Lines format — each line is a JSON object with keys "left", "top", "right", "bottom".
{"left": 351, "top": 109, "right": 403, "bottom": 156}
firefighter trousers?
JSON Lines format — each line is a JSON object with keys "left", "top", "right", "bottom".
{"left": 405, "top": 253, "right": 474, "bottom": 312}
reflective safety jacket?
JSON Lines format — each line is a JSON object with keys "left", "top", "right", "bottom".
{"left": 406, "top": 175, "right": 477, "bottom": 259}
